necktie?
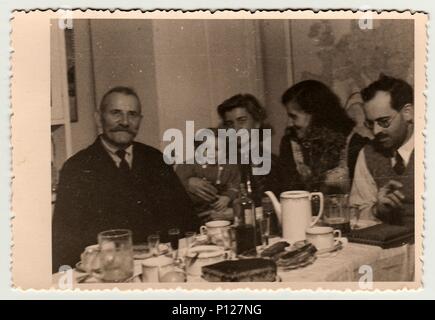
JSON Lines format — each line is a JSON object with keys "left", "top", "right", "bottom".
{"left": 393, "top": 152, "right": 406, "bottom": 175}
{"left": 115, "top": 149, "right": 130, "bottom": 175}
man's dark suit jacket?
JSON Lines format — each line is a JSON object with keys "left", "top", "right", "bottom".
{"left": 52, "top": 137, "right": 199, "bottom": 272}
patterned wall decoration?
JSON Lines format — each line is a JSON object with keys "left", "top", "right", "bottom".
{"left": 291, "top": 19, "right": 414, "bottom": 107}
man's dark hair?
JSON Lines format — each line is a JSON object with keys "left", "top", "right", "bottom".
{"left": 99, "top": 86, "right": 142, "bottom": 112}
{"left": 281, "top": 79, "right": 354, "bottom": 136}
{"left": 360, "top": 74, "right": 413, "bottom": 111}
{"left": 217, "top": 94, "right": 267, "bottom": 124}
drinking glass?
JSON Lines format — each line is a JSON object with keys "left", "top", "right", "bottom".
{"left": 323, "top": 194, "right": 351, "bottom": 234}
{"left": 349, "top": 205, "right": 361, "bottom": 230}
{"left": 219, "top": 227, "right": 232, "bottom": 250}
{"left": 148, "top": 234, "right": 160, "bottom": 257}
{"left": 168, "top": 228, "right": 181, "bottom": 251}
{"left": 258, "top": 217, "right": 271, "bottom": 248}
{"left": 226, "top": 226, "right": 238, "bottom": 260}
{"left": 97, "top": 229, "right": 134, "bottom": 283}
{"left": 185, "top": 231, "right": 196, "bottom": 248}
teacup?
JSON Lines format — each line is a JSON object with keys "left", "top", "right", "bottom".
{"left": 305, "top": 226, "right": 341, "bottom": 251}
{"left": 200, "top": 220, "right": 231, "bottom": 245}
{"left": 185, "top": 245, "right": 225, "bottom": 276}
{"left": 142, "top": 256, "right": 174, "bottom": 282}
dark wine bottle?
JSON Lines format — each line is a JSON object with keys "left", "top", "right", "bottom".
{"left": 233, "top": 183, "right": 257, "bottom": 255}
{"left": 245, "top": 168, "right": 262, "bottom": 246}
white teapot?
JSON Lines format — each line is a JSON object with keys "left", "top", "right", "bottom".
{"left": 264, "top": 190, "right": 324, "bottom": 243}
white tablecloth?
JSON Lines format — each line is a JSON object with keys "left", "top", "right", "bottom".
{"left": 54, "top": 241, "right": 414, "bottom": 285}
{"left": 277, "top": 242, "right": 414, "bottom": 282}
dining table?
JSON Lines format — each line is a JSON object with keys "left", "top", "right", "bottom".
{"left": 52, "top": 236, "right": 415, "bottom": 285}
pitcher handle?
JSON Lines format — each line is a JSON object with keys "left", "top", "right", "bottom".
{"left": 309, "top": 192, "right": 324, "bottom": 226}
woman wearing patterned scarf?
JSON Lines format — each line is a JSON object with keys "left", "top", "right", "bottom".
{"left": 279, "top": 80, "right": 359, "bottom": 194}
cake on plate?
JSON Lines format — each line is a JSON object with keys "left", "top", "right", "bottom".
{"left": 202, "top": 258, "right": 277, "bottom": 282}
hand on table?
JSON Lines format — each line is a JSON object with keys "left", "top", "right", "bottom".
{"left": 376, "top": 180, "right": 405, "bottom": 216}
{"left": 187, "top": 177, "right": 218, "bottom": 202}
{"left": 211, "top": 195, "right": 231, "bottom": 212}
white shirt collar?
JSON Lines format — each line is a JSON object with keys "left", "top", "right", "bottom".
{"left": 396, "top": 132, "right": 414, "bottom": 166}
{"left": 100, "top": 137, "right": 133, "bottom": 167}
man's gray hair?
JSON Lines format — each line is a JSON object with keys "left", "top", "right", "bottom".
{"left": 99, "top": 86, "right": 142, "bottom": 112}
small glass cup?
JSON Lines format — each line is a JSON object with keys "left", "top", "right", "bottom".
{"left": 323, "top": 194, "right": 351, "bottom": 234}
{"left": 147, "top": 234, "right": 160, "bottom": 257}
{"left": 349, "top": 205, "right": 362, "bottom": 230}
{"left": 168, "top": 228, "right": 181, "bottom": 252}
{"left": 219, "top": 227, "right": 233, "bottom": 250}
{"left": 258, "top": 217, "right": 271, "bottom": 248}
{"left": 226, "top": 227, "right": 237, "bottom": 260}
{"left": 97, "top": 229, "right": 134, "bottom": 283}
{"left": 185, "top": 231, "right": 196, "bottom": 247}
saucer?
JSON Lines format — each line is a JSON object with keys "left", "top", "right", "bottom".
{"left": 315, "top": 240, "right": 344, "bottom": 256}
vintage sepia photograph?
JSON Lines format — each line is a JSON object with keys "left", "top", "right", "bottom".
{"left": 11, "top": 10, "right": 426, "bottom": 290}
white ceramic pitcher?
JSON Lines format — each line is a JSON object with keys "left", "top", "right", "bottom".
{"left": 264, "top": 190, "right": 324, "bottom": 243}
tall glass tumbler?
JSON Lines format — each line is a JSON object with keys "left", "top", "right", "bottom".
{"left": 168, "top": 228, "right": 181, "bottom": 251}
{"left": 98, "top": 229, "right": 134, "bottom": 282}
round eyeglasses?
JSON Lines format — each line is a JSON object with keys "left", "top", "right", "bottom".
{"left": 363, "top": 103, "right": 411, "bottom": 130}
{"left": 364, "top": 111, "right": 400, "bottom": 130}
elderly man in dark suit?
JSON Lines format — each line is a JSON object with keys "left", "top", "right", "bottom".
{"left": 52, "top": 86, "right": 199, "bottom": 272}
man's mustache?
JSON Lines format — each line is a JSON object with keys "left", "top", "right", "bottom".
{"left": 375, "top": 133, "right": 389, "bottom": 141}
{"left": 110, "top": 127, "right": 135, "bottom": 134}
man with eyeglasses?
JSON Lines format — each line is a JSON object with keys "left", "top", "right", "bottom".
{"left": 52, "top": 86, "right": 199, "bottom": 272}
{"left": 349, "top": 75, "right": 414, "bottom": 230}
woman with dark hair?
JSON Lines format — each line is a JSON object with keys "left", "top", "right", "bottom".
{"left": 279, "top": 80, "right": 356, "bottom": 194}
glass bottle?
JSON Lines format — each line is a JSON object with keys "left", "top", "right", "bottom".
{"left": 232, "top": 183, "right": 257, "bottom": 255}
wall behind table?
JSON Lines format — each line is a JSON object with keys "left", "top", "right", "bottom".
{"left": 290, "top": 19, "right": 414, "bottom": 104}
{"left": 52, "top": 20, "right": 98, "bottom": 172}
{"left": 90, "top": 19, "right": 160, "bottom": 149}
{"left": 259, "top": 20, "right": 293, "bottom": 155}
{"left": 68, "top": 19, "right": 266, "bottom": 155}
{"left": 71, "top": 20, "right": 98, "bottom": 153}
{"left": 152, "top": 19, "right": 265, "bottom": 150}
{"left": 57, "top": 19, "right": 414, "bottom": 165}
